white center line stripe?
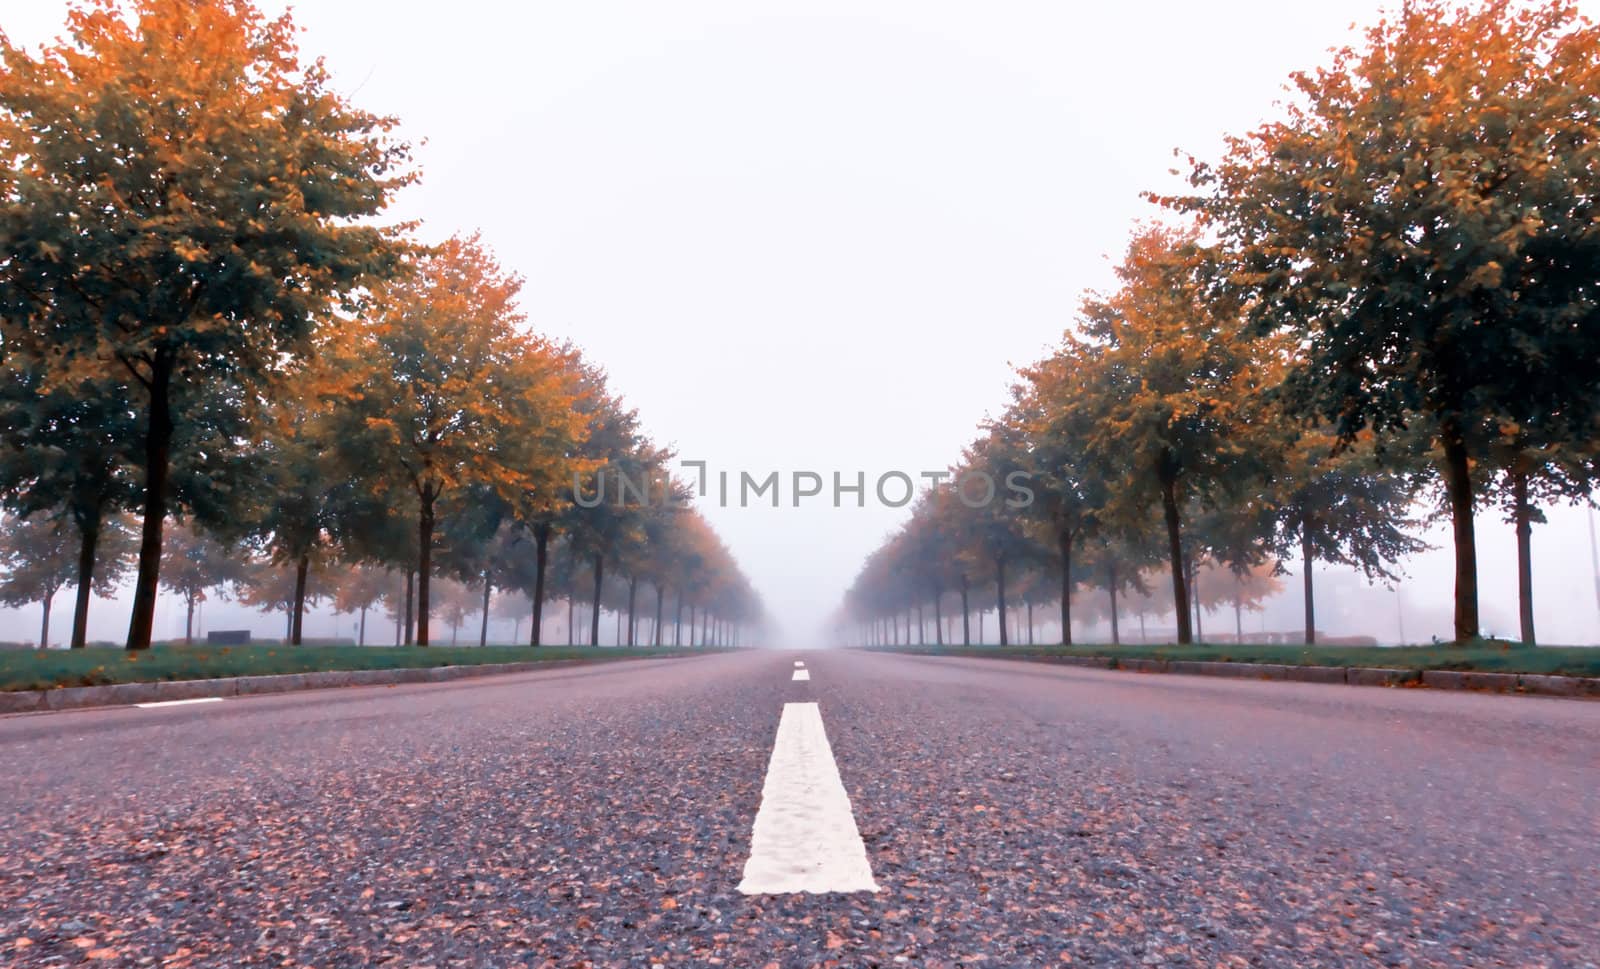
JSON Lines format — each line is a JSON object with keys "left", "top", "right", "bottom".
{"left": 794, "top": 661, "right": 805, "bottom": 667}
{"left": 792, "top": 669, "right": 810, "bottom": 681}
{"left": 738, "top": 702, "right": 879, "bottom": 895}
{"left": 135, "top": 697, "right": 225, "bottom": 709}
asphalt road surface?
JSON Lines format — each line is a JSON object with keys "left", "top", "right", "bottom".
{"left": 2, "top": 649, "right": 1596, "bottom": 968}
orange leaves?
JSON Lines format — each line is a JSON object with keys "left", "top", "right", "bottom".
{"left": 326, "top": 234, "right": 586, "bottom": 514}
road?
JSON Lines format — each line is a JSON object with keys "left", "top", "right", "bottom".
{"left": 1, "top": 649, "right": 1596, "bottom": 968}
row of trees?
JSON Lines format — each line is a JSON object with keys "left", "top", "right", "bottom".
{"left": 0, "top": 0, "right": 763, "bottom": 649}
{"left": 841, "top": 0, "right": 1600, "bottom": 647}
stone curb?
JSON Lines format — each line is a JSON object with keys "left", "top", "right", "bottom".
{"left": 885, "top": 649, "right": 1599, "bottom": 700}
{"left": 0, "top": 654, "right": 703, "bottom": 717}
{"left": 1346, "top": 667, "right": 1419, "bottom": 687}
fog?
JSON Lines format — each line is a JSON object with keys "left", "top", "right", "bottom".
{"left": 5, "top": 0, "right": 1599, "bottom": 647}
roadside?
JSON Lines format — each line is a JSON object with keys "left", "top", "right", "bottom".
{"left": 0, "top": 643, "right": 729, "bottom": 692}
{"left": 0, "top": 645, "right": 730, "bottom": 715}
{"left": 863, "top": 643, "right": 1600, "bottom": 698}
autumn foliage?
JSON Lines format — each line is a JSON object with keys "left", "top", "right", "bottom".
{"left": 0, "top": 0, "right": 762, "bottom": 649}
{"left": 842, "top": 0, "right": 1599, "bottom": 647}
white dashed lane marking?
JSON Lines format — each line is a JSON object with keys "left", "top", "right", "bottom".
{"left": 738, "top": 702, "right": 879, "bottom": 895}
{"left": 792, "top": 669, "right": 810, "bottom": 681}
{"left": 794, "top": 661, "right": 805, "bottom": 668}
{"left": 135, "top": 697, "right": 225, "bottom": 709}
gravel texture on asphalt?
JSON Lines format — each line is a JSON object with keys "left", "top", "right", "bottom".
{"left": 1, "top": 649, "right": 1596, "bottom": 968}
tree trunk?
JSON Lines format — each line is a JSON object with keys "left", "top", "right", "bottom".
{"left": 1233, "top": 588, "right": 1242, "bottom": 644}
{"left": 184, "top": 593, "right": 197, "bottom": 644}
{"left": 654, "top": 584, "right": 665, "bottom": 646}
{"left": 996, "top": 556, "right": 1009, "bottom": 646}
{"left": 590, "top": 553, "right": 604, "bottom": 647}
{"left": 626, "top": 575, "right": 638, "bottom": 646}
{"left": 39, "top": 589, "right": 54, "bottom": 650}
{"left": 291, "top": 553, "right": 310, "bottom": 645}
{"left": 1439, "top": 422, "right": 1480, "bottom": 642}
{"left": 1107, "top": 559, "right": 1120, "bottom": 646}
{"left": 70, "top": 511, "right": 101, "bottom": 649}
{"left": 959, "top": 573, "right": 971, "bottom": 645}
{"left": 1160, "top": 468, "right": 1193, "bottom": 644}
{"left": 359, "top": 605, "right": 367, "bottom": 647}
{"left": 933, "top": 589, "right": 944, "bottom": 646}
{"left": 1511, "top": 461, "right": 1536, "bottom": 645}
{"left": 674, "top": 593, "right": 683, "bottom": 646}
{"left": 404, "top": 568, "right": 415, "bottom": 646}
{"left": 567, "top": 594, "right": 575, "bottom": 646}
{"left": 1301, "top": 517, "right": 1317, "bottom": 646}
{"left": 1026, "top": 601, "right": 1034, "bottom": 645}
{"left": 416, "top": 485, "right": 437, "bottom": 646}
{"left": 1187, "top": 554, "right": 1205, "bottom": 642}
{"left": 1058, "top": 529, "right": 1074, "bottom": 645}
{"left": 531, "top": 522, "right": 550, "bottom": 645}
{"left": 127, "top": 352, "right": 176, "bottom": 651}
{"left": 689, "top": 605, "right": 697, "bottom": 646}
{"left": 479, "top": 572, "right": 492, "bottom": 647}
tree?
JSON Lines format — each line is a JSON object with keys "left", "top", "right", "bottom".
{"left": 1265, "top": 429, "right": 1428, "bottom": 644}
{"left": 1484, "top": 424, "right": 1595, "bottom": 644}
{"left": 491, "top": 586, "right": 533, "bottom": 643}
{"left": 329, "top": 563, "right": 394, "bottom": 647}
{"left": 251, "top": 378, "right": 345, "bottom": 646}
{"left": 510, "top": 342, "right": 592, "bottom": 646}
{"left": 1162, "top": 0, "right": 1600, "bottom": 641}
{"left": 633, "top": 478, "right": 695, "bottom": 647}
{"left": 948, "top": 436, "right": 1039, "bottom": 646}
{"left": 236, "top": 557, "right": 305, "bottom": 640}
{"left": 1191, "top": 560, "right": 1282, "bottom": 643}
{"left": 893, "top": 489, "right": 967, "bottom": 646}
{"left": 558, "top": 379, "right": 655, "bottom": 649}
{"left": 1066, "top": 227, "right": 1276, "bottom": 644}
{"left": 1015, "top": 354, "right": 1112, "bottom": 644}
{"left": 0, "top": 513, "right": 76, "bottom": 648}
{"left": 0, "top": 360, "right": 140, "bottom": 647}
{"left": 1075, "top": 532, "right": 1160, "bottom": 645}
{"left": 0, "top": 0, "right": 415, "bottom": 649}
{"left": 161, "top": 521, "right": 247, "bottom": 644}
{"left": 328, "top": 235, "right": 583, "bottom": 645}
{"left": 430, "top": 577, "right": 478, "bottom": 646}
{"left": 327, "top": 475, "right": 418, "bottom": 643}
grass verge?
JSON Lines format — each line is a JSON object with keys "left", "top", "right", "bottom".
{"left": 0, "top": 644, "right": 725, "bottom": 692}
{"left": 865, "top": 642, "right": 1600, "bottom": 678}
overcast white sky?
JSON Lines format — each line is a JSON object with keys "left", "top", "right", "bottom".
{"left": 5, "top": 0, "right": 1600, "bottom": 646}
